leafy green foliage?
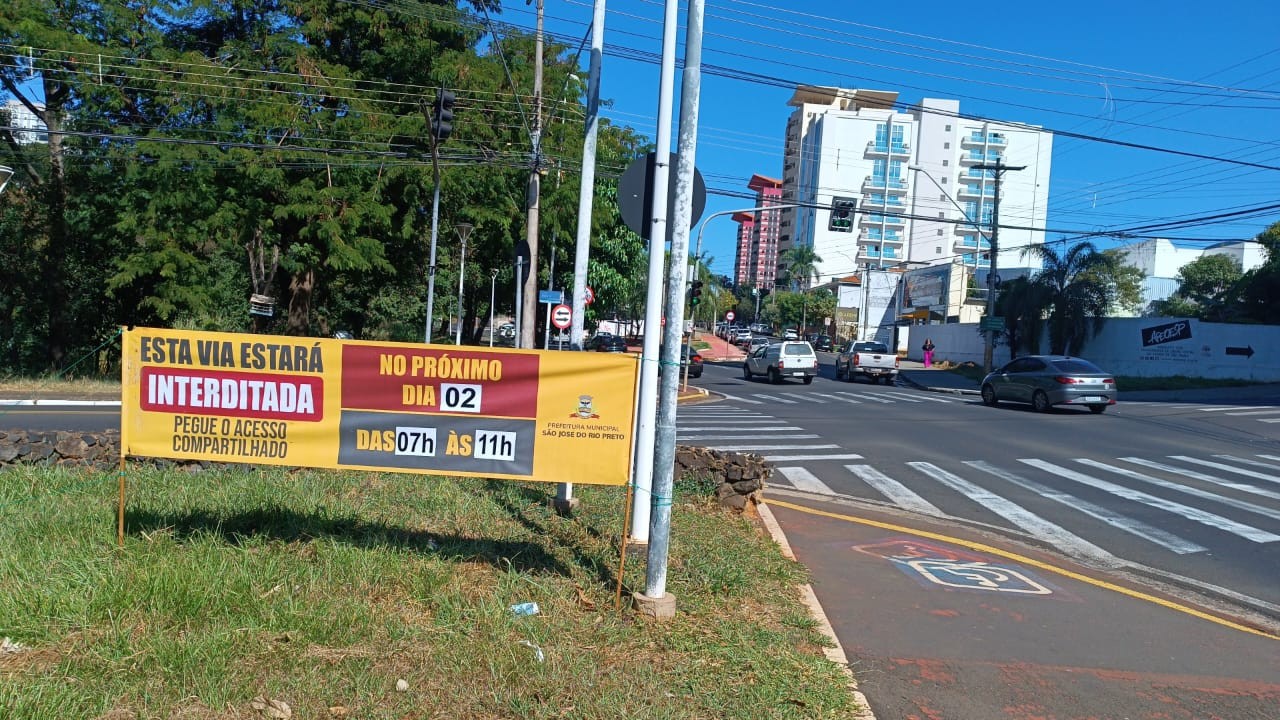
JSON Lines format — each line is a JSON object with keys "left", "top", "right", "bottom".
{"left": 0, "top": 1, "right": 661, "bottom": 371}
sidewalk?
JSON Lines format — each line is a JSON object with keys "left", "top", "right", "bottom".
{"left": 692, "top": 331, "right": 746, "bottom": 363}
{"left": 895, "top": 359, "right": 981, "bottom": 395}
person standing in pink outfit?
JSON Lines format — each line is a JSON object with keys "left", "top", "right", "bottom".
{"left": 922, "top": 338, "right": 935, "bottom": 368}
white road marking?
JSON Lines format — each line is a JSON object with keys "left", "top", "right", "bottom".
{"left": 882, "top": 391, "right": 953, "bottom": 403}
{"left": 753, "top": 394, "right": 798, "bottom": 404}
{"left": 763, "top": 453, "right": 865, "bottom": 462}
{"left": 1261, "top": 418, "right": 1280, "bottom": 424}
{"left": 1089, "top": 459, "right": 1280, "bottom": 518}
{"left": 681, "top": 433, "right": 820, "bottom": 441}
{"left": 1224, "top": 408, "right": 1280, "bottom": 416}
{"left": 793, "top": 394, "right": 828, "bottom": 404}
{"left": 909, "top": 461, "right": 1120, "bottom": 565}
{"left": 711, "top": 444, "right": 841, "bottom": 452}
{"left": 837, "top": 392, "right": 893, "bottom": 404}
{"left": 1022, "top": 459, "right": 1280, "bottom": 543}
{"left": 966, "top": 461, "right": 1206, "bottom": 555}
{"left": 776, "top": 467, "right": 836, "bottom": 495}
{"left": 845, "top": 465, "right": 942, "bottom": 516}
{"left": 1213, "top": 455, "right": 1280, "bottom": 472}
{"left": 680, "top": 422, "right": 798, "bottom": 427}
{"left": 876, "top": 391, "right": 922, "bottom": 403}
{"left": 1167, "top": 455, "right": 1280, "bottom": 487}
{"left": 715, "top": 393, "right": 763, "bottom": 405}
{"left": 824, "top": 394, "right": 862, "bottom": 404}
{"left": 1198, "top": 406, "right": 1270, "bottom": 412}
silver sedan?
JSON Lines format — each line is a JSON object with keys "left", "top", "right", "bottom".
{"left": 980, "top": 355, "right": 1117, "bottom": 414}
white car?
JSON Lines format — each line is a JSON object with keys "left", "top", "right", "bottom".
{"left": 742, "top": 341, "right": 818, "bottom": 384}
{"left": 782, "top": 328, "right": 798, "bottom": 340}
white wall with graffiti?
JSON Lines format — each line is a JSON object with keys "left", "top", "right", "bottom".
{"left": 901, "top": 318, "right": 1280, "bottom": 382}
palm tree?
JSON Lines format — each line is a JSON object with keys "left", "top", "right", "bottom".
{"left": 993, "top": 276, "right": 1050, "bottom": 358}
{"left": 1022, "top": 242, "right": 1112, "bottom": 355}
{"left": 780, "top": 245, "right": 823, "bottom": 290}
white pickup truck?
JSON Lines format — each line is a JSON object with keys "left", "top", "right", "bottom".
{"left": 834, "top": 341, "right": 899, "bottom": 384}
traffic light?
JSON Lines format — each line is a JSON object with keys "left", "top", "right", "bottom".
{"left": 828, "top": 197, "right": 856, "bottom": 232}
{"left": 689, "top": 280, "right": 703, "bottom": 306}
{"left": 432, "top": 89, "right": 456, "bottom": 142}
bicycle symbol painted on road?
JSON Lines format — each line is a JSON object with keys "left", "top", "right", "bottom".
{"left": 853, "top": 537, "right": 1056, "bottom": 596}
{"left": 899, "top": 558, "right": 1053, "bottom": 595}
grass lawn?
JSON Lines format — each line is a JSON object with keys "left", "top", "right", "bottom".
{"left": 0, "top": 466, "right": 858, "bottom": 719}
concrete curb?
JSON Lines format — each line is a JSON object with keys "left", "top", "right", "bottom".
{"left": 895, "top": 374, "right": 980, "bottom": 396}
{"left": 757, "top": 501, "right": 878, "bottom": 720}
{"left": 0, "top": 399, "right": 122, "bottom": 406}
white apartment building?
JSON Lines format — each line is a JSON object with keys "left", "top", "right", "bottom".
{"left": 778, "top": 86, "right": 1052, "bottom": 287}
{"left": 1, "top": 99, "right": 48, "bottom": 145}
{"left": 1113, "top": 238, "right": 1267, "bottom": 315}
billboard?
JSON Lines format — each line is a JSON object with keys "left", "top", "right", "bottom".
{"left": 121, "top": 328, "right": 639, "bottom": 485}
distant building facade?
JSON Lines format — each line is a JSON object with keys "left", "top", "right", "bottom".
{"left": 1113, "top": 238, "right": 1268, "bottom": 315}
{"left": 732, "top": 174, "right": 784, "bottom": 291}
{"left": 776, "top": 86, "right": 1052, "bottom": 287}
{"left": 2, "top": 99, "right": 48, "bottom": 144}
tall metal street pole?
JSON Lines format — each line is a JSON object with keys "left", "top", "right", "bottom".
{"left": 628, "top": 0, "right": 681, "bottom": 547}
{"left": 424, "top": 142, "right": 442, "bottom": 343}
{"left": 972, "top": 159, "right": 1025, "bottom": 372}
{"left": 570, "top": 0, "right": 605, "bottom": 351}
{"left": 641, "top": 0, "right": 706, "bottom": 616}
{"left": 454, "top": 222, "right": 473, "bottom": 345}
{"left": 543, "top": 236, "right": 556, "bottom": 350}
{"left": 519, "top": 0, "right": 545, "bottom": 350}
{"left": 488, "top": 268, "right": 499, "bottom": 347}
{"left": 860, "top": 262, "right": 872, "bottom": 341}
{"left": 560, "top": 1, "right": 605, "bottom": 516}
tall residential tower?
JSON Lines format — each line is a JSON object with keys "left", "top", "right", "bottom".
{"left": 777, "top": 86, "right": 1052, "bottom": 285}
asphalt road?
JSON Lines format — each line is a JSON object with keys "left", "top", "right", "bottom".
{"left": 682, "top": 356, "right": 1280, "bottom": 718}
{"left": 7, "top": 359, "right": 1280, "bottom": 717}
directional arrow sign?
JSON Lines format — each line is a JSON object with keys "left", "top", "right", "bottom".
{"left": 1225, "top": 345, "right": 1255, "bottom": 358}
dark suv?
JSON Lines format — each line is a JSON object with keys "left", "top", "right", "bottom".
{"left": 808, "top": 334, "right": 833, "bottom": 352}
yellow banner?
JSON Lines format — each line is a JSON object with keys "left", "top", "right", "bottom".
{"left": 121, "top": 328, "right": 639, "bottom": 485}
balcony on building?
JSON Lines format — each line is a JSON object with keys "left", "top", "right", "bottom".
{"left": 863, "top": 175, "right": 909, "bottom": 193}
{"left": 959, "top": 149, "right": 1003, "bottom": 165}
{"left": 859, "top": 212, "right": 905, "bottom": 227}
{"left": 961, "top": 131, "right": 1008, "bottom": 147}
{"left": 865, "top": 141, "right": 911, "bottom": 157}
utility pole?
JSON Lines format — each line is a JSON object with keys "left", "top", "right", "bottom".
{"left": 519, "top": 0, "right": 545, "bottom": 350}
{"left": 972, "top": 158, "right": 1025, "bottom": 372}
{"left": 638, "top": 0, "right": 706, "bottom": 620}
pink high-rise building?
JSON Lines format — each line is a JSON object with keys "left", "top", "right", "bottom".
{"left": 733, "top": 174, "right": 784, "bottom": 291}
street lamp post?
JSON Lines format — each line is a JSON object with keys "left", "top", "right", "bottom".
{"left": 454, "top": 222, "right": 474, "bottom": 345}
{"left": 971, "top": 160, "right": 1024, "bottom": 372}
{"left": 489, "top": 268, "right": 499, "bottom": 347}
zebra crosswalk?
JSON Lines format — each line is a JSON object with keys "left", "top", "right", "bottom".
{"left": 675, "top": 405, "right": 1280, "bottom": 572}
{"left": 715, "top": 389, "right": 959, "bottom": 406}
{"left": 1123, "top": 401, "right": 1280, "bottom": 426}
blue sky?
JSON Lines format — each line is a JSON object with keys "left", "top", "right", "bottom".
{"left": 511, "top": 0, "right": 1280, "bottom": 280}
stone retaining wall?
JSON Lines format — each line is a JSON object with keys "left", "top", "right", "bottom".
{"left": 1, "top": 433, "right": 773, "bottom": 513}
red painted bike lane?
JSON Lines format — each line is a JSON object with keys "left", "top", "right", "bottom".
{"left": 766, "top": 497, "right": 1280, "bottom": 720}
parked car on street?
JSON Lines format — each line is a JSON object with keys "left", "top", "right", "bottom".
{"left": 746, "top": 336, "right": 771, "bottom": 353}
{"left": 590, "top": 334, "right": 629, "bottom": 353}
{"left": 782, "top": 328, "right": 798, "bottom": 340}
{"left": 732, "top": 329, "right": 754, "bottom": 347}
{"left": 742, "top": 341, "right": 818, "bottom": 384}
{"left": 809, "top": 334, "right": 833, "bottom": 352}
{"left": 681, "top": 344, "right": 704, "bottom": 378}
{"left": 980, "top": 355, "right": 1117, "bottom": 413}
{"left": 835, "top": 341, "right": 899, "bottom": 384}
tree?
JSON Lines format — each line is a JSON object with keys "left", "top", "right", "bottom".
{"left": 993, "top": 276, "right": 1050, "bottom": 357}
{"left": 1082, "top": 249, "right": 1146, "bottom": 316}
{"left": 780, "top": 245, "right": 823, "bottom": 290}
{"left": 1231, "top": 220, "right": 1280, "bottom": 324}
{"left": 1023, "top": 241, "right": 1112, "bottom": 355}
